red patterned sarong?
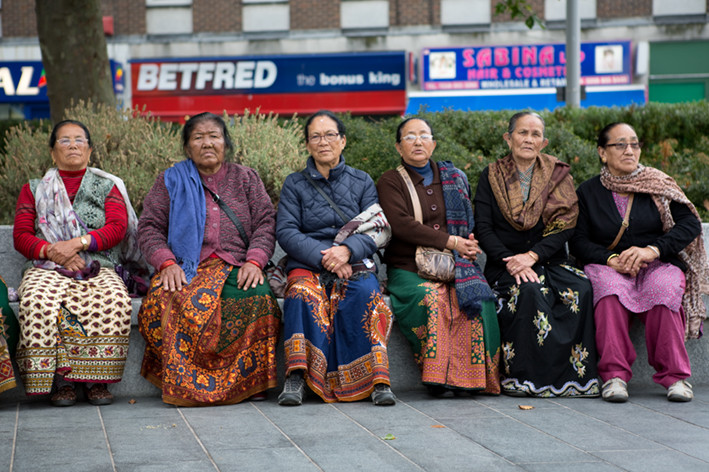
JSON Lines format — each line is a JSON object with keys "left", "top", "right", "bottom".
{"left": 139, "top": 258, "right": 281, "bottom": 406}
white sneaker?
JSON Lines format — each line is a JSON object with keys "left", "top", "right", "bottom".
{"left": 667, "top": 380, "right": 693, "bottom": 402}
{"left": 601, "top": 377, "right": 628, "bottom": 403}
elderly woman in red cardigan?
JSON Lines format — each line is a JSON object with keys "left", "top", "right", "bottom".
{"left": 137, "top": 112, "right": 280, "bottom": 406}
{"left": 13, "top": 119, "right": 140, "bottom": 406}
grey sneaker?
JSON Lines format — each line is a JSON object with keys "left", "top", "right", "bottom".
{"left": 667, "top": 380, "right": 693, "bottom": 402}
{"left": 371, "top": 383, "right": 396, "bottom": 406}
{"left": 278, "top": 371, "right": 305, "bottom": 406}
{"left": 601, "top": 377, "right": 628, "bottom": 403}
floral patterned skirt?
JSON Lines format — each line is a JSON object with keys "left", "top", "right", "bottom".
{"left": 387, "top": 267, "right": 501, "bottom": 394}
{"left": 282, "top": 269, "right": 392, "bottom": 403}
{"left": 16, "top": 267, "right": 131, "bottom": 395}
{"left": 139, "top": 258, "right": 281, "bottom": 406}
{"left": 494, "top": 264, "right": 600, "bottom": 397}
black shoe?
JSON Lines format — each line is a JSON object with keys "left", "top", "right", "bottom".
{"left": 426, "top": 384, "right": 454, "bottom": 398}
{"left": 371, "top": 384, "right": 396, "bottom": 406}
{"left": 51, "top": 385, "right": 77, "bottom": 407}
{"left": 278, "top": 371, "right": 305, "bottom": 406}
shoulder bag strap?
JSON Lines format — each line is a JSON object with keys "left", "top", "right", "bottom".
{"left": 301, "top": 170, "right": 351, "bottom": 225}
{"left": 607, "top": 193, "right": 634, "bottom": 251}
{"left": 201, "top": 181, "right": 249, "bottom": 246}
{"left": 396, "top": 165, "right": 423, "bottom": 223}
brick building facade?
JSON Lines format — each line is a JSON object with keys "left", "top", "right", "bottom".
{"left": 0, "top": 1, "right": 707, "bottom": 118}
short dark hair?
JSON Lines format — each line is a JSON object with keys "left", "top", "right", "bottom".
{"left": 396, "top": 116, "right": 434, "bottom": 143}
{"left": 304, "top": 110, "right": 346, "bottom": 142}
{"left": 49, "top": 120, "right": 92, "bottom": 148}
{"left": 597, "top": 122, "right": 635, "bottom": 147}
{"left": 507, "top": 111, "right": 545, "bottom": 137}
{"left": 182, "top": 112, "right": 234, "bottom": 158}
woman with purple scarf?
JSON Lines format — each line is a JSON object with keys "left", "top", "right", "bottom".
{"left": 137, "top": 112, "right": 280, "bottom": 406}
{"left": 474, "top": 112, "right": 599, "bottom": 398}
{"left": 570, "top": 122, "right": 709, "bottom": 403}
{"left": 377, "top": 116, "right": 501, "bottom": 397}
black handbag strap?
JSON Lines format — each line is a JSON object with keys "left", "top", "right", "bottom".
{"left": 300, "top": 170, "right": 385, "bottom": 265}
{"left": 301, "top": 170, "right": 351, "bottom": 225}
{"left": 201, "top": 182, "right": 249, "bottom": 246}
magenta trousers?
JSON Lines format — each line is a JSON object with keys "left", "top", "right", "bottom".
{"left": 595, "top": 295, "right": 691, "bottom": 388}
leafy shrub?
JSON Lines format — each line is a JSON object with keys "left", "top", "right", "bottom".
{"left": 226, "top": 110, "right": 306, "bottom": 205}
{"left": 2, "top": 101, "right": 708, "bottom": 223}
{"left": 0, "top": 101, "right": 181, "bottom": 224}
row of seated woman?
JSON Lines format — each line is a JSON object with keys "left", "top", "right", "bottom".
{"left": 1, "top": 110, "right": 707, "bottom": 408}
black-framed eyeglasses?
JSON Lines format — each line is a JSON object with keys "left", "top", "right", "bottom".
{"left": 308, "top": 132, "right": 340, "bottom": 143}
{"left": 605, "top": 142, "right": 642, "bottom": 151}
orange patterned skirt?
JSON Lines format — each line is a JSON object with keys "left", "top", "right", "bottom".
{"left": 139, "top": 258, "right": 281, "bottom": 406}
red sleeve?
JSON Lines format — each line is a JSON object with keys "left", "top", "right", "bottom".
{"left": 13, "top": 183, "right": 48, "bottom": 260}
{"left": 88, "top": 185, "right": 128, "bottom": 251}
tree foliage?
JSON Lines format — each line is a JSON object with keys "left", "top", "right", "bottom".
{"left": 494, "top": 0, "right": 545, "bottom": 29}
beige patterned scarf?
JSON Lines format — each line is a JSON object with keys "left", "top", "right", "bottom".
{"left": 600, "top": 164, "right": 709, "bottom": 339}
{"left": 488, "top": 153, "right": 578, "bottom": 237}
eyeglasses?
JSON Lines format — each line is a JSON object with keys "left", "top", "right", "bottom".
{"left": 308, "top": 132, "right": 340, "bottom": 143}
{"left": 401, "top": 134, "right": 434, "bottom": 143}
{"left": 605, "top": 142, "right": 642, "bottom": 151}
{"left": 57, "top": 137, "right": 88, "bottom": 147}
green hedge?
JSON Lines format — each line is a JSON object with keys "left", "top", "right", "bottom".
{"left": 338, "top": 102, "right": 709, "bottom": 220}
{"left": 1, "top": 101, "right": 708, "bottom": 225}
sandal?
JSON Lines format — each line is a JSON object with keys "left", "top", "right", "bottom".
{"left": 87, "top": 384, "right": 114, "bottom": 406}
{"left": 51, "top": 385, "right": 77, "bottom": 407}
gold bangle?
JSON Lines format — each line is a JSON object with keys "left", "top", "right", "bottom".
{"left": 453, "top": 237, "right": 458, "bottom": 249}
{"left": 80, "top": 236, "right": 89, "bottom": 251}
{"left": 527, "top": 251, "right": 538, "bottom": 262}
{"left": 607, "top": 253, "right": 619, "bottom": 264}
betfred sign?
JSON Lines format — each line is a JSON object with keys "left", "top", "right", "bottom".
{"left": 136, "top": 61, "right": 278, "bottom": 92}
{"left": 130, "top": 52, "right": 406, "bottom": 120}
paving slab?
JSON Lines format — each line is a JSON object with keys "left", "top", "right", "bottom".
{"left": 4, "top": 387, "right": 709, "bottom": 471}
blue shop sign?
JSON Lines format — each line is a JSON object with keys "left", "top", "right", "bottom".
{"left": 422, "top": 41, "right": 632, "bottom": 91}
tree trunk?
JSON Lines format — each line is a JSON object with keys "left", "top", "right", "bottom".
{"left": 35, "top": 0, "right": 115, "bottom": 124}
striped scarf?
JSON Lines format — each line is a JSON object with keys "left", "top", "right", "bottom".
{"left": 438, "top": 161, "right": 495, "bottom": 318}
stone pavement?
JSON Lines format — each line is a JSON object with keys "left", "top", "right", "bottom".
{"left": 2, "top": 385, "right": 709, "bottom": 472}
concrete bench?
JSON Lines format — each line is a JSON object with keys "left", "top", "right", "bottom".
{"left": 2, "top": 224, "right": 709, "bottom": 402}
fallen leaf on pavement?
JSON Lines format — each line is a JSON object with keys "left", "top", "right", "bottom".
{"left": 431, "top": 425, "right": 446, "bottom": 428}
{"left": 382, "top": 433, "right": 396, "bottom": 440}
{"left": 518, "top": 405, "right": 534, "bottom": 410}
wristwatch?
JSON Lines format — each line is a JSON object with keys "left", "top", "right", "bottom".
{"left": 80, "top": 236, "right": 89, "bottom": 251}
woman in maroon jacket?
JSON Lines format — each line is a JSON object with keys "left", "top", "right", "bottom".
{"left": 137, "top": 112, "right": 280, "bottom": 406}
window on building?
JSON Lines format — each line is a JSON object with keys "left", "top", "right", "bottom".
{"left": 146, "top": 0, "right": 193, "bottom": 35}
{"left": 440, "top": 0, "right": 490, "bottom": 26}
{"left": 243, "top": 0, "right": 289, "bottom": 33}
{"left": 544, "top": 0, "right": 596, "bottom": 22}
{"left": 341, "top": 0, "right": 389, "bottom": 30}
{"left": 653, "top": 0, "right": 705, "bottom": 16}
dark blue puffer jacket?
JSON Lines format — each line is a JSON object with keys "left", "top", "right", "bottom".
{"left": 276, "top": 155, "right": 379, "bottom": 273}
